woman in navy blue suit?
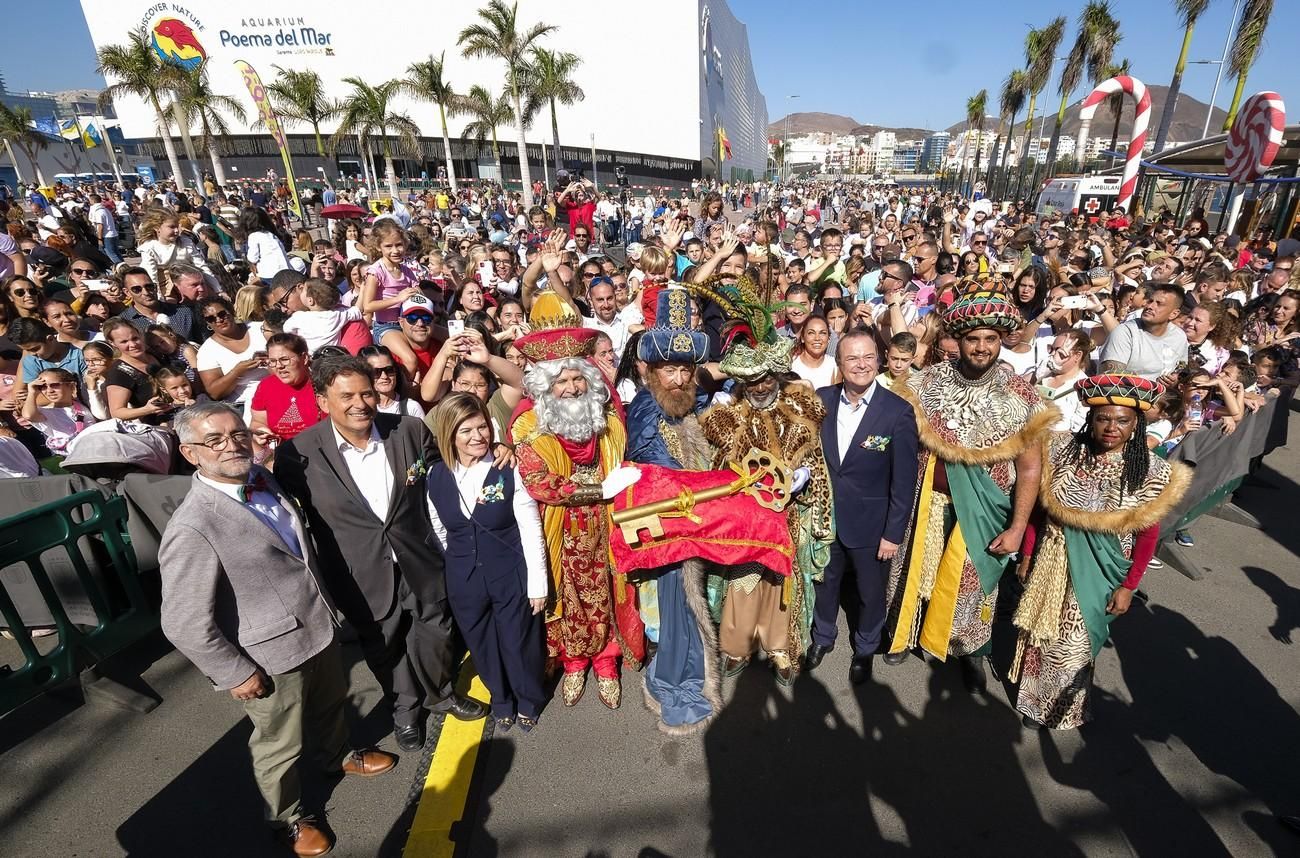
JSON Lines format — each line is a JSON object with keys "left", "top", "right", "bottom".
{"left": 427, "top": 393, "right": 548, "bottom": 732}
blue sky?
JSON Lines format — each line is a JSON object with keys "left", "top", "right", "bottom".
{"left": 5, "top": 0, "right": 1300, "bottom": 131}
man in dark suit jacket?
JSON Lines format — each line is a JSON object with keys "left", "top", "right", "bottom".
{"left": 276, "top": 356, "right": 486, "bottom": 752}
{"left": 807, "top": 329, "right": 919, "bottom": 683}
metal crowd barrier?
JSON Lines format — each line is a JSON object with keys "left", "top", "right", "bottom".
{"left": 1158, "top": 389, "right": 1293, "bottom": 579}
{"left": 0, "top": 491, "right": 158, "bottom": 717}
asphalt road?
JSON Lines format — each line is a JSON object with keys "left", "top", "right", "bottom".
{"left": 4, "top": 411, "right": 1300, "bottom": 858}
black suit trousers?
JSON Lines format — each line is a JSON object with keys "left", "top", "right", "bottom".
{"left": 812, "top": 538, "right": 889, "bottom": 656}
{"left": 354, "top": 567, "right": 456, "bottom": 725}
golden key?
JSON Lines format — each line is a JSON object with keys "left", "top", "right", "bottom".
{"left": 613, "top": 448, "right": 792, "bottom": 546}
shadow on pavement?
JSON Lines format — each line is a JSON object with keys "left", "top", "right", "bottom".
{"left": 0, "top": 628, "right": 175, "bottom": 757}
{"left": 1036, "top": 688, "right": 1231, "bottom": 857}
{"left": 705, "top": 659, "right": 1083, "bottom": 856}
{"left": 705, "top": 582, "right": 1299, "bottom": 856}
{"left": 378, "top": 735, "right": 514, "bottom": 858}
{"left": 1112, "top": 598, "right": 1300, "bottom": 857}
{"left": 1242, "top": 566, "right": 1300, "bottom": 646}
{"left": 1233, "top": 466, "right": 1300, "bottom": 560}
{"left": 114, "top": 642, "right": 394, "bottom": 857}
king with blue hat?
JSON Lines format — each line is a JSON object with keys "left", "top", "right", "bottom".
{"left": 624, "top": 287, "right": 722, "bottom": 733}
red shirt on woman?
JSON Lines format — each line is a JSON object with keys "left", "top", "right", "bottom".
{"left": 251, "top": 375, "right": 324, "bottom": 440}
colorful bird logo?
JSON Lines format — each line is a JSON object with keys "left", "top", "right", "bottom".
{"left": 151, "top": 18, "right": 206, "bottom": 72}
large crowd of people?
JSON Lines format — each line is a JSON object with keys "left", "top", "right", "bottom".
{"left": 2, "top": 171, "right": 1296, "bottom": 855}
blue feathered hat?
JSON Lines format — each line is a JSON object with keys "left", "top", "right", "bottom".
{"left": 637, "top": 286, "right": 709, "bottom": 364}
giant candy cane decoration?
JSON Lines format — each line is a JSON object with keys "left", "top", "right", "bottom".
{"left": 1076, "top": 75, "right": 1151, "bottom": 213}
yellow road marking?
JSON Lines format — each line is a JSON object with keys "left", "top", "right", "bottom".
{"left": 403, "top": 670, "right": 489, "bottom": 857}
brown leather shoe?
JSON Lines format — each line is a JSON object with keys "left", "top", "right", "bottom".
{"left": 340, "top": 748, "right": 397, "bottom": 777}
{"left": 287, "top": 818, "right": 333, "bottom": 857}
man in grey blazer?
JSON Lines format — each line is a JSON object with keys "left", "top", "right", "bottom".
{"left": 160, "top": 402, "right": 395, "bottom": 858}
{"left": 276, "top": 356, "right": 486, "bottom": 753}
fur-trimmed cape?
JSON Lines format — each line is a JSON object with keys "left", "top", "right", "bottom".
{"left": 895, "top": 379, "right": 1062, "bottom": 466}
{"left": 1039, "top": 438, "right": 1193, "bottom": 534}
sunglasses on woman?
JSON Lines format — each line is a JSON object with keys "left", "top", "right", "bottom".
{"left": 204, "top": 310, "right": 231, "bottom": 323}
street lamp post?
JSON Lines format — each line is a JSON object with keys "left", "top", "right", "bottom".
{"left": 1203, "top": 0, "right": 1244, "bottom": 139}
{"left": 1186, "top": 59, "right": 1225, "bottom": 140}
{"left": 783, "top": 94, "right": 799, "bottom": 183}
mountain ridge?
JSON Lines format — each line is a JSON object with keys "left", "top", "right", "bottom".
{"left": 770, "top": 85, "right": 1229, "bottom": 147}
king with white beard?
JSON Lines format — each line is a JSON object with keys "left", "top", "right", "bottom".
{"left": 509, "top": 327, "right": 647, "bottom": 710}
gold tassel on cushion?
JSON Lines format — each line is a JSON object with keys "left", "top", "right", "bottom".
{"left": 1012, "top": 523, "right": 1070, "bottom": 649}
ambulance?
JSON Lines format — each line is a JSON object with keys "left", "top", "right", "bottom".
{"left": 1035, "top": 176, "right": 1125, "bottom": 221}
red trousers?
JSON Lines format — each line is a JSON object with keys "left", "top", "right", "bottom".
{"left": 559, "top": 636, "right": 622, "bottom": 678}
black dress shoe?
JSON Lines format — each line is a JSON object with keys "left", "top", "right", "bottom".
{"left": 393, "top": 723, "right": 424, "bottom": 752}
{"left": 882, "top": 651, "right": 908, "bottom": 666}
{"left": 1021, "top": 714, "right": 1044, "bottom": 730}
{"left": 432, "top": 694, "right": 488, "bottom": 721}
{"left": 804, "top": 642, "right": 832, "bottom": 670}
{"left": 849, "top": 656, "right": 873, "bottom": 685}
{"left": 959, "top": 655, "right": 987, "bottom": 694}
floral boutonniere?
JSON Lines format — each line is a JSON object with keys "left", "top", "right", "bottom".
{"left": 405, "top": 458, "right": 429, "bottom": 486}
{"left": 861, "top": 435, "right": 892, "bottom": 452}
{"left": 477, "top": 477, "right": 506, "bottom": 505}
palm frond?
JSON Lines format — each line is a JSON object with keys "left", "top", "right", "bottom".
{"left": 1083, "top": 1, "right": 1122, "bottom": 84}
{"left": 1229, "top": 0, "right": 1273, "bottom": 79}
{"left": 1000, "top": 70, "right": 1029, "bottom": 122}
{"left": 1026, "top": 16, "right": 1066, "bottom": 95}
{"left": 966, "top": 89, "right": 988, "bottom": 132}
{"left": 1175, "top": 0, "right": 1212, "bottom": 30}
{"left": 1102, "top": 59, "right": 1132, "bottom": 117}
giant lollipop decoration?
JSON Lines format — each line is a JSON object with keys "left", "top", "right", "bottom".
{"left": 1075, "top": 75, "right": 1151, "bottom": 214}
{"left": 1224, "top": 92, "right": 1286, "bottom": 183}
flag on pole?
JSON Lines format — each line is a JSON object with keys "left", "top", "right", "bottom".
{"left": 80, "top": 120, "right": 102, "bottom": 150}
{"left": 235, "top": 60, "right": 303, "bottom": 219}
{"left": 57, "top": 119, "right": 80, "bottom": 141}
{"left": 717, "top": 127, "right": 732, "bottom": 164}
{"left": 30, "top": 117, "right": 61, "bottom": 137}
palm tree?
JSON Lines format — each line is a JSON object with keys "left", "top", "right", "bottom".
{"left": 458, "top": 0, "right": 557, "bottom": 206}
{"left": 1154, "top": 0, "right": 1212, "bottom": 152}
{"left": 965, "top": 90, "right": 988, "bottom": 196}
{"left": 0, "top": 103, "right": 49, "bottom": 186}
{"left": 266, "top": 66, "right": 338, "bottom": 159}
{"left": 460, "top": 85, "right": 514, "bottom": 183}
{"left": 527, "top": 47, "right": 585, "bottom": 180}
{"left": 170, "top": 65, "right": 247, "bottom": 188}
{"left": 1044, "top": 2, "right": 1121, "bottom": 175}
{"left": 771, "top": 140, "right": 788, "bottom": 180}
{"left": 331, "top": 78, "right": 421, "bottom": 198}
{"left": 398, "top": 53, "right": 462, "bottom": 191}
{"left": 1223, "top": 0, "right": 1274, "bottom": 130}
{"left": 95, "top": 25, "right": 185, "bottom": 186}
{"left": 1015, "top": 18, "right": 1066, "bottom": 198}
{"left": 990, "top": 70, "right": 1028, "bottom": 196}
{"left": 1101, "top": 59, "right": 1132, "bottom": 166}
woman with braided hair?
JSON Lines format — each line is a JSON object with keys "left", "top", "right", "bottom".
{"left": 1010, "top": 374, "right": 1192, "bottom": 730}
